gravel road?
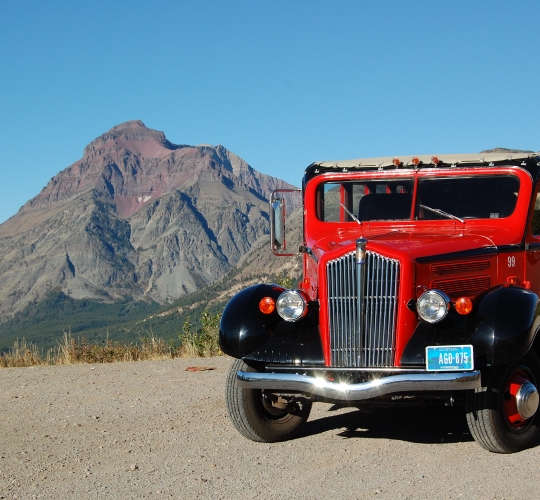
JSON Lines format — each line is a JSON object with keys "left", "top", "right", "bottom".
{"left": 1, "top": 356, "right": 540, "bottom": 499}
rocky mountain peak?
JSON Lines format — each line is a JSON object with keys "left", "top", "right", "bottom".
{"left": 83, "top": 120, "right": 184, "bottom": 159}
{"left": 13, "top": 121, "right": 295, "bottom": 221}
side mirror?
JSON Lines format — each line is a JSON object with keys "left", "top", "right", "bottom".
{"left": 271, "top": 198, "right": 286, "bottom": 251}
{"left": 270, "top": 189, "right": 301, "bottom": 256}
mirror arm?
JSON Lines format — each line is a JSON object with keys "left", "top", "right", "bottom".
{"left": 299, "top": 245, "right": 318, "bottom": 262}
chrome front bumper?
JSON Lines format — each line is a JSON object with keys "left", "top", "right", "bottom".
{"left": 236, "top": 370, "right": 481, "bottom": 402}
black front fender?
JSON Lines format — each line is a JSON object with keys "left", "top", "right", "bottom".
{"left": 219, "top": 284, "right": 285, "bottom": 359}
{"left": 469, "top": 284, "right": 540, "bottom": 365}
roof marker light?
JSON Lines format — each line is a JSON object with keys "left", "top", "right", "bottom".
{"left": 411, "top": 156, "right": 421, "bottom": 166}
{"left": 431, "top": 155, "right": 440, "bottom": 165}
{"left": 392, "top": 157, "right": 401, "bottom": 167}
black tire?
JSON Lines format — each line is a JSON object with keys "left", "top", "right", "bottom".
{"left": 466, "top": 351, "right": 540, "bottom": 453}
{"left": 225, "top": 359, "right": 312, "bottom": 442}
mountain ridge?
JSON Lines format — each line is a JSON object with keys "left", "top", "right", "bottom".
{"left": 0, "top": 121, "right": 298, "bottom": 317}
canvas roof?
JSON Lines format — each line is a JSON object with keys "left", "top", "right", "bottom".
{"left": 312, "top": 152, "right": 540, "bottom": 170}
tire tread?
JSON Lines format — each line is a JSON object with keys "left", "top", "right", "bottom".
{"left": 466, "top": 387, "right": 511, "bottom": 453}
{"left": 225, "top": 358, "right": 311, "bottom": 443}
{"left": 225, "top": 359, "right": 265, "bottom": 442}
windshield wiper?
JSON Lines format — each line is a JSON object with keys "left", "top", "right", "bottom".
{"left": 420, "top": 204, "right": 464, "bottom": 224}
{"left": 329, "top": 190, "right": 362, "bottom": 225}
{"left": 340, "top": 203, "right": 362, "bottom": 225}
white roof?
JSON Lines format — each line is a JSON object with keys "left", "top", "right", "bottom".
{"left": 314, "top": 152, "right": 539, "bottom": 169}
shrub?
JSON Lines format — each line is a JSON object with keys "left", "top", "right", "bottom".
{"left": 178, "top": 310, "right": 222, "bottom": 357}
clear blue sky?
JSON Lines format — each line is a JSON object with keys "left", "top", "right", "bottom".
{"left": 1, "top": 0, "right": 539, "bottom": 223}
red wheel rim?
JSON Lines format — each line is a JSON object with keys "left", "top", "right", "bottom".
{"left": 503, "top": 369, "right": 532, "bottom": 428}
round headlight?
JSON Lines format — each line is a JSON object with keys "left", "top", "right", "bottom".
{"left": 417, "top": 290, "right": 450, "bottom": 323}
{"left": 276, "top": 290, "right": 308, "bottom": 322}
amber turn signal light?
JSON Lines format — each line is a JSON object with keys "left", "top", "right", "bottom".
{"left": 259, "top": 297, "right": 276, "bottom": 314}
{"left": 454, "top": 297, "right": 473, "bottom": 315}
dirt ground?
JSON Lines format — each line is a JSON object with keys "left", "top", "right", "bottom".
{"left": 1, "top": 356, "right": 540, "bottom": 499}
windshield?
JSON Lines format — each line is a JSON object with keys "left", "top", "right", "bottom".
{"left": 416, "top": 176, "right": 519, "bottom": 220}
{"left": 316, "top": 175, "right": 519, "bottom": 222}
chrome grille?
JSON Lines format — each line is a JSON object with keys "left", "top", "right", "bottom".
{"left": 327, "top": 251, "right": 400, "bottom": 367}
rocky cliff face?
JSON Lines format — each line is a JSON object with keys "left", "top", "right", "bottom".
{"left": 0, "top": 121, "right": 298, "bottom": 315}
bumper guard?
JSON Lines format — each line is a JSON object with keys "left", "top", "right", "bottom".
{"left": 237, "top": 370, "right": 481, "bottom": 402}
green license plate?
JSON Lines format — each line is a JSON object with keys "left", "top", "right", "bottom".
{"left": 426, "top": 345, "right": 474, "bottom": 371}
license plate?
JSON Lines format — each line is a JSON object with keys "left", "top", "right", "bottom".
{"left": 426, "top": 345, "right": 474, "bottom": 371}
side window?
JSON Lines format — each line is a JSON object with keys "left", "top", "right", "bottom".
{"left": 319, "top": 183, "right": 342, "bottom": 222}
{"left": 531, "top": 191, "right": 540, "bottom": 236}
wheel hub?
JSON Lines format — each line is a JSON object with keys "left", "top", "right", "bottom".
{"left": 503, "top": 368, "right": 539, "bottom": 427}
{"left": 516, "top": 381, "right": 539, "bottom": 420}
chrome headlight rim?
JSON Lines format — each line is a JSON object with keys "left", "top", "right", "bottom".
{"left": 417, "top": 289, "right": 451, "bottom": 324}
{"left": 276, "top": 289, "right": 308, "bottom": 322}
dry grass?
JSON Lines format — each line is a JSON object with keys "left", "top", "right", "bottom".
{"left": 0, "top": 310, "right": 224, "bottom": 368}
{"left": 58, "top": 334, "right": 178, "bottom": 364}
{"left": 0, "top": 339, "right": 54, "bottom": 368}
{"left": 0, "top": 334, "right": 177, "bottom": 368}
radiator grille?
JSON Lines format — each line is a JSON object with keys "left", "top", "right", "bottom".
{"left": 327, "top": 251, "right": 400, "bottom": 367}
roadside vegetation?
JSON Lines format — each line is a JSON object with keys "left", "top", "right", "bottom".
{"left": 0, "top": 273, "right": 296, "bottom": 369}
{"left": 0, "top": 310, "right": 223, "bottom": 369}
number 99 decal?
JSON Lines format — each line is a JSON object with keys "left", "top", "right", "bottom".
{"left": 508, "top": 256, "right": 516, "bottom": 268}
